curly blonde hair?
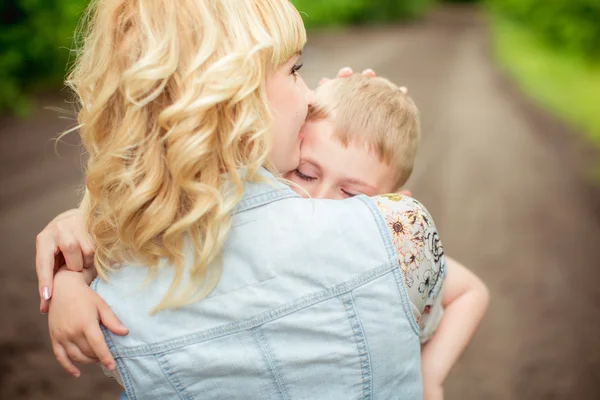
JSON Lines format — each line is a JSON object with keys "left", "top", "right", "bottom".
{"left": 69, "top": 0, "right": 306, "bottom": 311}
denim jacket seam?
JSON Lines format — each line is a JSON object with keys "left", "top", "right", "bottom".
{"left": 112, "top": 263, "right": 396, "bottom": 358}
{"left": 392, "top": 269, "right": 420, "bottom": 336}
{"left": 234, "top": 188, "right": 299, "bottom": 214}
{"left": 154, "top": 353, "right": 191, "bottom": 399}
{"left": 351, "top": 291, "right": 374, "bottom": 400}
{"left": 102, "top": 325, "right": 137, "bottom": 400}
{"left": 251, "top": 327, "right": 291, "bottom": 400}
{"left": 341, "top": 292, "right": 373, "bottom": 400}
{"left": 357, "top": 195, "right": 421, "bottom": 336}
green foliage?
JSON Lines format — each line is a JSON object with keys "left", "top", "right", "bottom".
{"left": 292, "top": 0, "right": 432, "bottom": 29}
{"left": 487, "top": 0, "right": 600, "bottom": 61}
{"left": 491, "top": 17, "right": 600, "bottom": 165}
{"left": 0, "top": 0, "right": 88, "bottom": 115}
{"left": 0, "top": 0, "right": 433, "bottom": 115}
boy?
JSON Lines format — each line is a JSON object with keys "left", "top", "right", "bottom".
{"left": 48, "top": 74, "right": 488, "bottom": 400}
{"left": 285, "top": 75, "right": 489, "bottom": 399}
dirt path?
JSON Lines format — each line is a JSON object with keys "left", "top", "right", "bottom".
{"left": 2, "top": 5, "right": 599, "bottom": 399}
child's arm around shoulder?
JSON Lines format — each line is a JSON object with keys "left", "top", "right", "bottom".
{"left": 420, "top": 256, "right": 489, "bottom": 392}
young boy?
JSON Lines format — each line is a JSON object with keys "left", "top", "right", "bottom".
{"left": 284, "top": 75, "right": 489, "bottom": 399}
{"left": 48, "top": 74, "right": 488, "bottom": 399}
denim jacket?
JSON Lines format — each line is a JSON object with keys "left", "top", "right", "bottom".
{"left": 92, "top": 169, "right": 446, "bottom": 399}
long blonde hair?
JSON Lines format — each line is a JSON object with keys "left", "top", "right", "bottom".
{"left": 70, "top": 0, "right": 306, "bottom": 311}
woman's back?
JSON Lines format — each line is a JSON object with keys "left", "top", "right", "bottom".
{"left": 95, "top": 173, "right": 444, "bottom": 399}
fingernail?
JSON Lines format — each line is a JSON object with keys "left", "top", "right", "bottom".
{"left": 74, "top": 371, "right": 80, "bottom": 378}
{"left": 42, "top": 287, "right": 50, "bottom": 300}
{"left": 106, "top": 362, "right": 116, "bottom": 371}
{"left": 341, "top": 67, "right": 352, "bottom": 74}
{"left": 363, "top": 68, "right": 374, "bottom": 75}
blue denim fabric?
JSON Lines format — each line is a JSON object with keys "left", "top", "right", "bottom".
{"left": 92, "top": 168, "right": 422, "bottom": 399}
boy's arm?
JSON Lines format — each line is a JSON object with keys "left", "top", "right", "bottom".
{"left": 420, "top": 256, "right": 489, "bottom": 390}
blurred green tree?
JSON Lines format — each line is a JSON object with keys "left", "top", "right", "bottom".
{"left": 488, "top": 0, "right": 600, "bottom": 61}
{"left": 0, "top": 0, "right": 87, "bottom": 115}
{"left": 292, "top": 0, "right": 432, "bottom": 28}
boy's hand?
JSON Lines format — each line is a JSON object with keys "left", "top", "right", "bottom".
{"left": 48, "top": 268, "right": 128, "bottom": 377}
{"left": 36, "top": 208, "right": 96, "bottom": 313}
{"left": 318, "top": 67, "right": 377, "bottom": 86}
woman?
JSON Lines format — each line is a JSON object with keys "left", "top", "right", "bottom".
{"left": 36, "top": 0, "right": 447, "bottom": 398}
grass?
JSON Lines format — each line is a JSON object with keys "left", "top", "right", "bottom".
{"left": 490, "top": 17, "right": 600, "bottom": 150}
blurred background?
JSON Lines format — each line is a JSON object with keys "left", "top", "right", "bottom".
{"left": 1, "top": 0, "right": 599, "bottom": 399}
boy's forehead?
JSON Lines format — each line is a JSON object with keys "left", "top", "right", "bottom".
{"left": 301, "top": 120, "right": 397, "bottom": 189}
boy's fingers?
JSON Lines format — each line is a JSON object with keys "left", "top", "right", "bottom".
{"left": 85, "top": 328, "right": 116, "bottom": 371}
{"left": 53, "top": 343, "right": 80, "bottom": 378}
{"left": 98, "top": 302, "right": 129, "bottom": 336}
{"left": 362, "top": 68, "right": 376, "bottom": 77}
{"left": 65, "top": 342, "right": 97, "bottom": 364}
{"left": 73, "top": 335, "right": 98, "bottom": 360}
{"left": 337, "top": 67, "right": 353, "bottom": 78}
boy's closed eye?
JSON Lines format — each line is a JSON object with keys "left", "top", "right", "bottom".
{"left": 291, "top": 168, "right": 366, "bottom": 199}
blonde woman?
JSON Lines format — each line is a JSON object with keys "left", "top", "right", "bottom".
{"left": 36, "top": 0, "right": 448, "bottom": 398}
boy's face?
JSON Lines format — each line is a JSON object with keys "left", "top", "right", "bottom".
{"left": 284, "top": 119, "right": 398, "bottom": 199}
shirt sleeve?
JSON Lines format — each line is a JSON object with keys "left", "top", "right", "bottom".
{"left": 372, "top": 193, "right": 447, "bottom": 343}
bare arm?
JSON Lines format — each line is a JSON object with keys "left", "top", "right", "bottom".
{"left": 420, "top": 256, "right": 489, "bottom": 391}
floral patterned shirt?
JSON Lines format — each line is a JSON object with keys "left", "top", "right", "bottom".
{"left": 374, "top": 194, "right": 446, "bottom": 343}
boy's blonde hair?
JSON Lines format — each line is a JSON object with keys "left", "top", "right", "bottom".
{"left": 309, "top": 75, "right": 420, "bottom": 189}
{"left": 71, "top": 0, "right": 306, "bottom": 311}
